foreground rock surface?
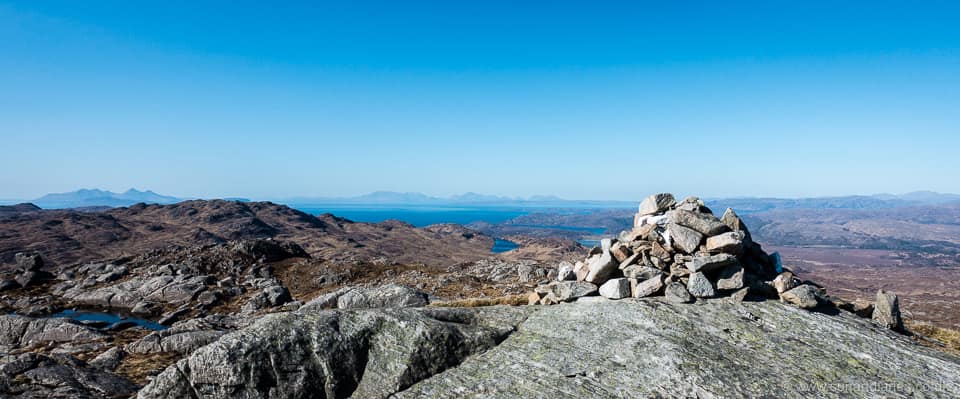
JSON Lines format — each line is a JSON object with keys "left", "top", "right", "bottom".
{"left": 141, "top": 299, "right": 960, "bottom": 398}
{"left": 138, "top": 306, "right": 531, "bottom": 399}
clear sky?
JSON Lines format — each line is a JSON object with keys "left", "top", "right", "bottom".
{"left": 1, "top": 1, "right": 958, "bottom": 201}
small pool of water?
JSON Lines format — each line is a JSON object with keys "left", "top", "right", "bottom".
{"left": 51, "top": 310, "right": 167, "bottom": 331}
{"left": 577, "top": 239, "right": 601, "bottom": 248}
{"left": 491, "top": 238, "right": 519, "bottom": 253}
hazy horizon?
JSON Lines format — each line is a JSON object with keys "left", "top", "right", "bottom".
{"left": 4, "top": 186, "right": 959, "bottom": 206}
{"left": 2, "top": 2, "right": 959, "bottom": 199}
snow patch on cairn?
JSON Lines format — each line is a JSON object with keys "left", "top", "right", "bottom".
{"left": 529, "top": 193, "right": 829, "bottom": 309}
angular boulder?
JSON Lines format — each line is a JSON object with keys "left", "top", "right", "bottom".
{"left": 584, "top": 251, "right": 618, "bottom": 285}
{"left": 773, "top": 272, "right": 800, "bottom": 294}
{"left": 780, "top": 285, "right": 822, "bottom": 309}
{"left": 706, "top": 231, "right": 746, "bottom": 254}
{"left": 632, "top": 275, "right": 665, "bottom": 298}
{"left": 337, "top": 284, "right": 429, "bottom": 310}
{"left": 720, "top": 208, "right": 752, "bottom": 240}
{"left": 685, "top": 253, "right": 737, "bottom": 273}
{"left": 557, "top": 261, "right": 576, "bottom": 281}
{"left": 621, "top": 264, "right": 663, "bottom": 281}
{"left": 598, "top": 278, "right": 631, "bottom": 300}
{"left": 666, "top": 223, "right": 702, "bottom": 254}
{"left": 545, "top": 281, "right": 599, "bottom": 302}
{"left": 665, "top": 282, "right": 694, "bottom": 303}
{"left": 687, "top": 272, "right": 716, "bottom": 298}
{"left": 668, "top": 210, "right": 729, "bottom": 236}
{"left": 873, "top": 289, "right": 903, "bottom": 331}
{"left": 638, "top": 193, "right": 676, "bottom": 216}
{"left": 716, "top": 264, "right": 745, "bottom": 291}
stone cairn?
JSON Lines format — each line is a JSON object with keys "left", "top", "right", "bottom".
{"left": 529, "top": 193, "right": 827, "bottom": 309}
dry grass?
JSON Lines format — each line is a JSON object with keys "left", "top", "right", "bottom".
{"left": 907, "top": 320, "right": 960, "bottom": 357}
{"left": 428, "top": 294, "right": 530, "bottom": 308}
{"left": 115, "top": 352, "right": 183, "bottom": 385}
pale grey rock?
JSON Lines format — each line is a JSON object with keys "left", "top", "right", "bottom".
{"left": 336, "top": 284, "right": 429, "bottom": 310}
{"left": 89, "top": 347, "right": 126, "bottom": 371}
{"left": 16, "top": 270, "right": 54, "bottom": 288}
{"left": 573, "top": 260, "right": 590, "bottom": 281}
{"left": 685, "top": 253, "right": 737, "bottom": 273}
{"left": 300, "top": 286, "right": 355, "bottom": 311}
{"left": 780, "top": 285, "right": 822, "bottom": 309}
{"left": 721, "top": 207, "right": 751, "bottom": 234}
{"left": 0, "top": 315, "right": 106, "bottom": 351}
{"left": 665, "top": 282, "right": 694, "bottom": 303}
{"left": 666, "top": 222, "right": 702, "bottom": 254}
{"left": 706, "top": 231, "right": 746, "bottom": 253}
{"left": 584, "top": 251, "right": 618, "bottom": 285}
{"left": 632, "top": 275, "right": 665, "bottom": 298}
{"left": 716, "top": 264, "right": 745, "bottom": 291}
{"left": 729, "top": 287, "right": 751, "bottom": 303}
{"left": 617, "top": 253, "right": 640, "bottom": 269}
{"left": 131, "top": 301, "right": 158, "bottom": 316}
{"left": 873, "top": 289, "right": 903, "bottom": 331}
{"left": 687, "top": 272, "right": 716, "bottom": 298}
{"left": 574, "top": 296, "right": 610, "bottom": 304}
{"left": 675, "top": 196, "right": 708, "bottom": 212}
{"left": 539, "top": 292, "right": 561, "bottom": 305}
{"left": 598, "top": 278, "right": 631, "bottom": 300}
{"left": 15, "top": 252, "right": 44, "bottom": 271}
{"left": 600, "top": 238, "right": 614, "bottom": 252}
{"left": 516, "top": 263, "right": 546, "bottom": 283}
{"left": 138, "top": 306, "right": 532, "bottom": 399}
{"left": 609, "top": 242, "right": 633, "bottom": 263}
{"left": 242, "top": 284, "right": 293, "bottom": 312}
{"left": 621, "top": 264, "right": 663, "bottom": 281}
{"left": 638, "top": 193, "right": 676, "bottom": 216}
{"left": 61, "top": 274, "right": 209, "bottom": 310}
{"left": 557, "top": 261, "right": 576, "bottom": 281}
{"left": 1, "top": 352, "right": 137, "bottom": 398}
{"left": 544, "top": 281, "right": 599, "bottom": 302}
{"left": 392, "top": 300, "right": 960, "bottom": 398}
{"left": 773, "top": 272, "right": 800, "bottom": 294}
{"left": 668, "top": 210, "right": 729, "bottom": 236}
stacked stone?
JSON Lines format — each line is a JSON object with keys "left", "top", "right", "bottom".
{"left": 529, "top": 193, "right": 828, "bottom": 309}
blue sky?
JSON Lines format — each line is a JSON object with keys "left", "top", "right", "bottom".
{"left": 1, "top": 1, "right": 958, "bottom": 200}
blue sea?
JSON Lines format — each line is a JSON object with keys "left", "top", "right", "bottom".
{"left": 293, "top": 205, "right": 528, "bottom": 227}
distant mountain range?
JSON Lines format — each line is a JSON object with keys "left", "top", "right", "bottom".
{"left": 8, "top": 188, "right": 960, "bottom": 210}
{"left": 281, "top": 191, "right": 626, "bottom": 208}
{"left": 30, "top": 189, "right": 181, "bottom": 209}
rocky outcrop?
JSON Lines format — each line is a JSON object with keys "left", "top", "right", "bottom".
{"left": 138, "top": 306, "right": 531, "bottom": 399}
{"left": 301, "top": 284, "right": 430, "bottom": 312}
{"left": 141, "top": 299, "right": 960, "bottom": 398}
{"left": 0, "top": 315, "right": 106, "bottom": 351}
{"left": 125, "top": 315, "right": 243, "bottom": 355}
{"left": 400, "top": 299, "right": 960, "bottom": 398}
{"left": 0, "top": 352, "right": 138, "bottom": 398}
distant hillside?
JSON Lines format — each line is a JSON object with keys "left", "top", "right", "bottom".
{"left": 32, "top": 188, "right": 181, "bottom": 209}
{"left": 0, "top": 199, "right": 496, "bottom": 268}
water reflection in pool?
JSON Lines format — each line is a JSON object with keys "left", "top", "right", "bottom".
{"left": 51, "top": 309, "right": 167, "bottom": 331}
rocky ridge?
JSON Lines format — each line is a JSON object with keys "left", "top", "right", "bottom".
{"left": 0, "top": 200, "right": 499, "bottom": 269}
